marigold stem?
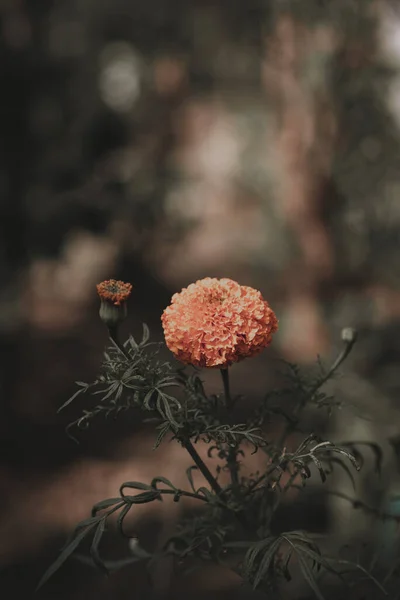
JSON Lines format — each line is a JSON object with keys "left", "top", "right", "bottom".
{"left": 220, "top": 368, "right": 233, "bottom": 409}
{"left": 181, "top": 439, "right": 223, "bottom": 496}
{"left": 220, "top": 368, "right": 240, "bottom": 488}
{"left": 107, "top": 325, "right": 130, "bottom": 360}
{"left": 276, "top": 331, "right": 358, "bottom": 451}
{"left": 181, "top": 438, "right": 252, "bottom": 536}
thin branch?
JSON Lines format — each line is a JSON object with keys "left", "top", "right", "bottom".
{"left": 220, "top": 368, "right": 240, "bottom": 488}
{"left": 276, "top": 332, "right": 357, "bottom": 450}
{"left": 155, "top": 488, "right": 209, "bottom": 503}
{"left": 181, "top": 438, "right": 223, "bottom": 496}
{"left": 323, "top": 490, "right": 400, "bottom": 522}
{"left": 108, "top": 325, "right": 130, "bottom": 360}
{"left": 220, "top": 368, "right": 233, "bottom": 410}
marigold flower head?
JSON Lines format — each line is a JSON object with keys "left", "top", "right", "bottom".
{"left": 96, "top": 280, "right": 132, "bottom": 306}
{"left": 96, "top": 279, "right": 132, "bottom": 328}
{"left": 161, "top": 277, "right": 278, "bottom": 368}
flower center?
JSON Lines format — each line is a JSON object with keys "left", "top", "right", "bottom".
{"left": 106, "top": 282, "right": 122, "bottom": 294}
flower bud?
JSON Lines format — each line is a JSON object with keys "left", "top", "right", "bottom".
{"left": 341, "top": 327, "right": 357, "bottom": 344}
{"left": 96, "top": 279, "right": 132, "bottom": 327}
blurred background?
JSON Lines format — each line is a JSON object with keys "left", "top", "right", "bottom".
{"left": 0, "top": 0, "right": 399, "bottom": 598}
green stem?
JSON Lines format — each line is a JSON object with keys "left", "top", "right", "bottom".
{"left": 155, "top": 488, "right": 209, "bottom": 502}
{"left": 180, "top": 436, "right": 250, "bottom": 533}
{"left": 220, "top": 368, "right": 240, "bottom": 488}
{"left": 220, "top": 368, "right": 233, "bottom": 409}
{"left": 273, "top": 333, "right": 357, "bottom": 472}
{"left": 308, "top": 331, "right": 356, "bottom": 398}
{"left": 181, "top": 439, "right": 223, "bottom": 495}
{"left": 247, "top": 335, "right": 358, "bottom": 496}
{"left": 108, "top": 325, "right": 130, "bottom": 360}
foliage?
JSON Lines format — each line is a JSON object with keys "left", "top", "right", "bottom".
{"left": 37, "top": 325, "right": 395, "bottom": 599}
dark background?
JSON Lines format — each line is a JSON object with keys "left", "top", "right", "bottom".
{"left": 0, "top": 0, "right": 399, "bottom": 598}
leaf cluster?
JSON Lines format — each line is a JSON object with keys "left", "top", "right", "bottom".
{"left": 228, "top": 530, "right": 386, "bottom": 599}
{"left": 42, "top": 324, "right": 392, "bottom": 599}
{"left": 37, "top": 476, "right": 213, "bottom": 590}
{"left": 60, "top": 325, "right": 180, "bottom": 440}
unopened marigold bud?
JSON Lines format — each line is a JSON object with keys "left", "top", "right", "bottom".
{"left": 96, "top": 279, "right": 132, "bottom": 327}
{"left": 341, "top": 327, "right": 357, "bottom": 344}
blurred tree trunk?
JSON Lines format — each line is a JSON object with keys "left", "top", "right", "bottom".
{"left": 262, "top": 11, "right": 338, "bottom": 360}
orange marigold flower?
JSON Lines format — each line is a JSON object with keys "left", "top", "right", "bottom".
{"left": 96, "top": 280, "right": 132, "bottom": 306}
{"left": 161, "top": 277, "right": 278, "bottom": 368}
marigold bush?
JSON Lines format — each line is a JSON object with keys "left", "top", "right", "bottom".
{"left": 37, "top": 278, "right": 392, "bottom": 600}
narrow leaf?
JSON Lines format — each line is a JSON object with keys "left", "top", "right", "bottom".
{"left": 90, "top": 518, "right": 108, "bottom": 575}
{"left": 36, "top": 523, "right": 98, "bottom": 590}
{"left": 253, "top": 537, "right": 281, "bottom": 588}
{"left": 92, "top": 498, "right": 121, "bottom": 516}
{"left": 310, "top": 454, "right": 327, "bottom": 483}
{"left": 186, "top": 466, "right": 198, "bottom": 492}
{"left": 143, "top": 390, "right": 156, "bottom": 410}
{"left": 324, "top": 457, "right": 356, "bottom": 491}
{"left": 153, "top": 422, "right": 170, "bottom": 449}
{"left": 128, "top": 335, "right": 139, "bottom": 351}
{"left": 123, "top": 491, "right": 161, "bottom": 504}
{"left": 57, "top": 388, "right": 85, "bottom": 413}
{"left": 72, "top": 553, "right": 146, "bottom": 570}
{"left": 151, "top": 476, "right": 178, "bottom": 491}
{"left": 117, "top": 504, "right": 131, "bottom": 538}
{"left": 196, "top": 487, "right": 214, "bottom": 501}
{"left": 297, "top": 552, "right": 326, "bottom": 600}
{"left": 120, "top": 481, "right": 152, "bottom": 496}
{"left": 141, "top": 323, "right": 150, "bottom": 345}
{"left": 282, "top": 549, "right": 293, "bottom": 581}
